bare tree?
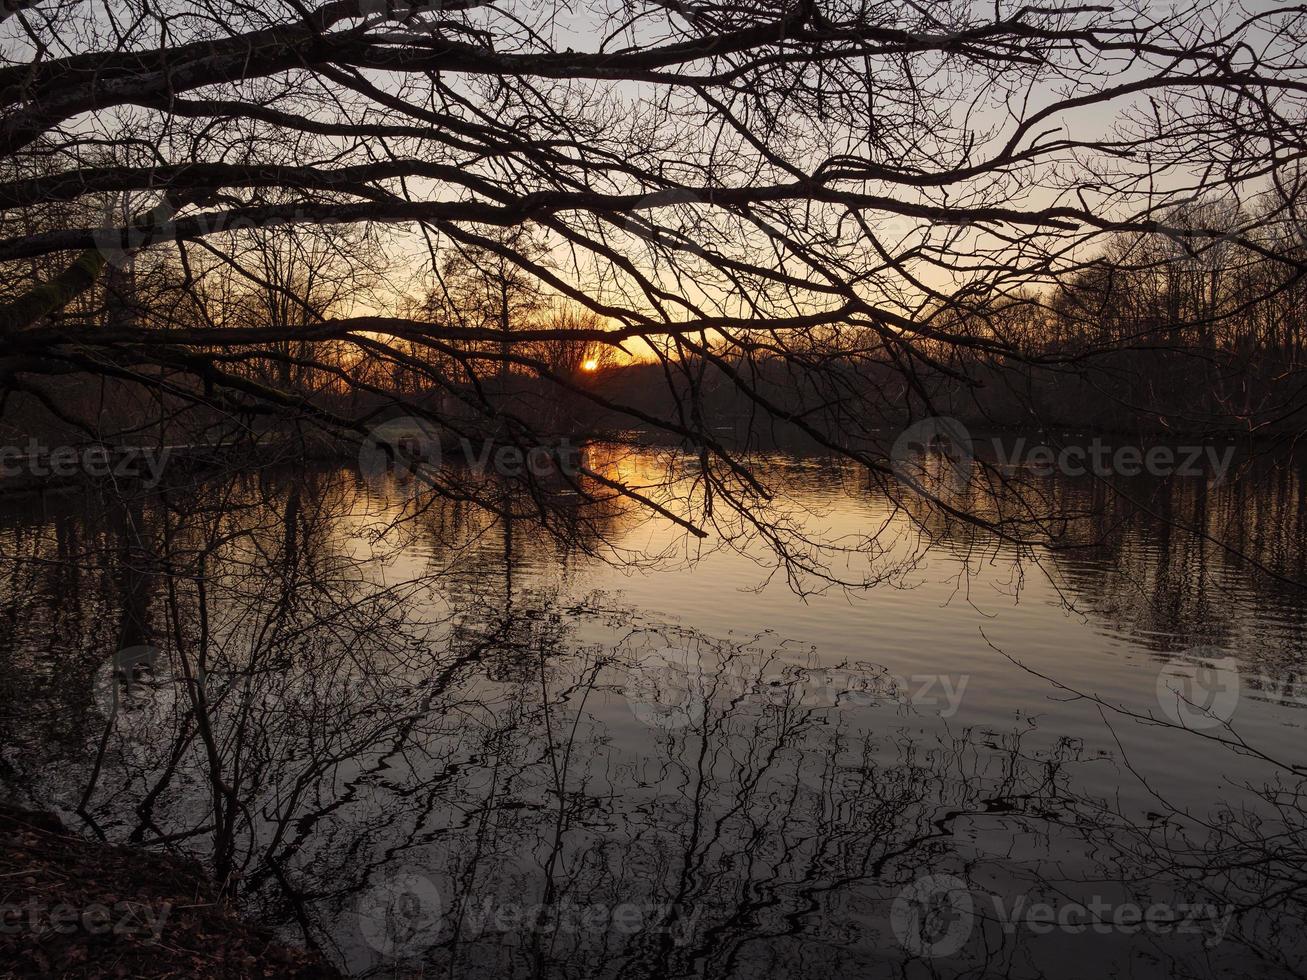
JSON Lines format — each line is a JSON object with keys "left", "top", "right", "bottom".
{"left": 0, "top": 0, "right": 1305, "bottom": 583}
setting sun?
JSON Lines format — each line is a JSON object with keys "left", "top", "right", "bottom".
{"left": 6, "top": 4, "right": 1305, "bottom": 977}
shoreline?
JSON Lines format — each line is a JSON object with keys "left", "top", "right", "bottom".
{"left": 0, "top": 803, "right": 339, "bottom": 979}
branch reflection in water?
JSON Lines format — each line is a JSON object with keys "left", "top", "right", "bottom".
{"left": 0, "top": 445, "right": 1305, "bottom": 979}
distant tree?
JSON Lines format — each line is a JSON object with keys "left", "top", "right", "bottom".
{"left": 0, "top": 0, "right": 1306, "bottom": 578}
{"left": 422, "top": 225, "right": 550, "bottom": 387}
{"left": 530, "top": 304, "right": 618, "bottom": 380}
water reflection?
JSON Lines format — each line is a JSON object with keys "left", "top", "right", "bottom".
{"left": 0, "top": 448, "right": 1304, "bottom": 978}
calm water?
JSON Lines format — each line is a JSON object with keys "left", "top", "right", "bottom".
{"left": 1, "top": 443, "right": 1305, "bottom": 978}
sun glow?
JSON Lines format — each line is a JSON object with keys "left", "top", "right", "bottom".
{"left": 582, "top": 359, "right": 599, "bottom": 372}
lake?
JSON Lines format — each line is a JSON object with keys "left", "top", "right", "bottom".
{"left": 1, "top": 440, "right": 1304, "bottom": 979}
